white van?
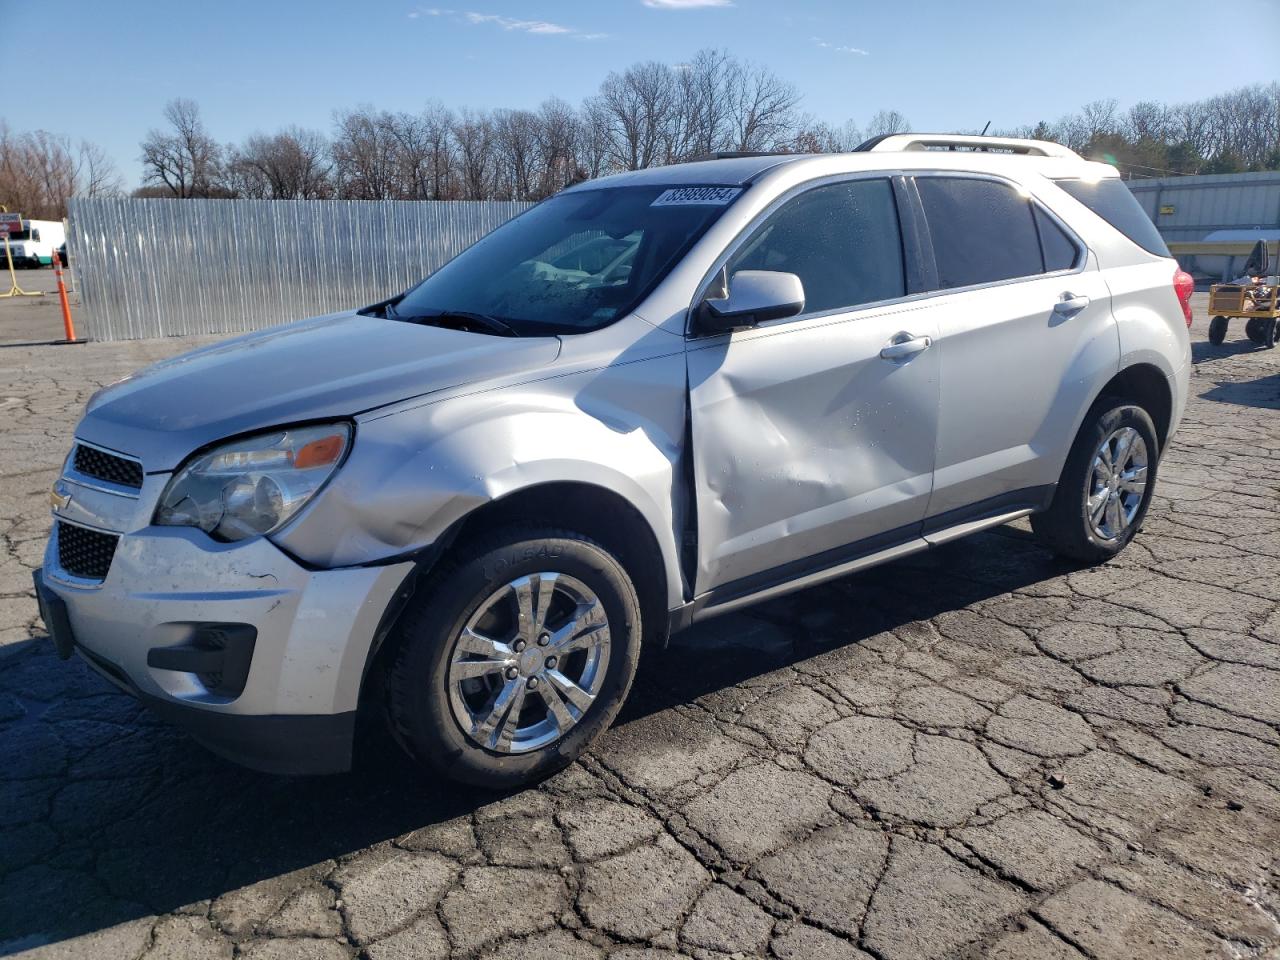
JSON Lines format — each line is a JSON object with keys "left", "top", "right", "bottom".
{"left": 4, "top": 219, "right": 66, "bottom": 268}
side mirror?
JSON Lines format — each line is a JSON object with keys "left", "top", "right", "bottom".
{"left": 697, "top": 270, "right": 805, "bottom": 334}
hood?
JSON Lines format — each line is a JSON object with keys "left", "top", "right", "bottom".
{"left": 77, "top": 310, "right": 561, "bottom": 470}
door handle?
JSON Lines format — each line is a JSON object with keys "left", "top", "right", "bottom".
{"left": 880, "top": 334, "right": 932, "bottom": 361}
{"left": 1053, "top": 293, "right": 1091, "bottom": 318}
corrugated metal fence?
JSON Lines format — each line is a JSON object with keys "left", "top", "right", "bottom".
{"left": 1127, "top": 172, "right": 1280, "bottom": 244}
{"left": 67, "top": 197, "right": 534, "bottom": 341}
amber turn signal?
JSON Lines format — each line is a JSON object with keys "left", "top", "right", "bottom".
{"left": 294, "top": 434, "right": 346, "bottom": 469}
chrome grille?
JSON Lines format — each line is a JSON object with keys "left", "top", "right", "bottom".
{"left": 73, "top": 445, "right": 143, "bottom": 489}
{"left": 56, "top": 522, "right": 119, "bottom": 581}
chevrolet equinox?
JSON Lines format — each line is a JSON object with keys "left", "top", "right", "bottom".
{"left": 35, "top": 135, "right": 1194, "bottom": 786}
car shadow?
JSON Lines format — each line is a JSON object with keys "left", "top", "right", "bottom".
{"left": 1200, "top": 371, "right": 1280, "bottom": 411}
{"left": 0, "top": 526, "right": 1074, "bottom": 953}
{"left": 1192, "top": 338, "right": 1267, "bottom": 364}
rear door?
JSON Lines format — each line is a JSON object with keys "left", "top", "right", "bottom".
{"left": 687, "top": 176, "right": 940, "bottom": 596}
{"left": 909, "top": 174, "right": 1119, "bottom": 523}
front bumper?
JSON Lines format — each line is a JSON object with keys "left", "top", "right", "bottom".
{"left": 36, "top": 525, "right": 414, "bottom": 775}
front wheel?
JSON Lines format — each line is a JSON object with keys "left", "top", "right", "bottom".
{"left": 1208, "top": 316, "right": 1228, "bottom": 345}
{"left": 1264, "top": 318, "right": 1278, "bottom": 350}
{"left": 1032, "top": 401, "right": 1159, "bottom": 563}
{"left": 386, "top": 527, "right": 642, "bottom": 787}
{"left": 1245, "top": 317, "right": 1267, "bottom": 344}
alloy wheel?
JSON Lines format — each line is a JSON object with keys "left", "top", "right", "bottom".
{"left": 1086, "top": 425, "right": 1148, "bottom": 541}
{"left": 446, "top": 572, "right": 611, "bottom": 754}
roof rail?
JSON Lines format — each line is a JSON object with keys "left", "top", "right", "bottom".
{"left": 857, "top": 133, "right": 1081, "bottom": 160}
{"left": 689, "top": 150, "right": 793, "bottom": 162}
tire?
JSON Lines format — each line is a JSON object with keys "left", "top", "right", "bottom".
{"left": 386, "top": 526, "right": 642, "bottom": 788}
{"left": 1245, "top": 317, "right": 1267, "bottom": 344}
{"left": 1265, "top": 318, "right": 1278, "bottom": 350}
{"left": 1208, "top": 316, "right": 1228, "bottom": 345}
{"left": 1031, "top": 400, "right": 1159, "bottom": 564}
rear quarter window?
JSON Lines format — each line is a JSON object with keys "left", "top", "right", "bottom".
{"left": 1053, "top": 178, "right": 1170, "bottom": 257}
{"left": 1034, "top": 207, "right": 1081, "bottom": 272}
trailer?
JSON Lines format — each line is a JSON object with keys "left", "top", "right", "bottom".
{"left": 1207, "top": 240, "right": 1279, "bottom": 349}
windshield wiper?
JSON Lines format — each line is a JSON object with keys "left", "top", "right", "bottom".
{"left": 391, "top": 306, "right": 520, "bottom": 337}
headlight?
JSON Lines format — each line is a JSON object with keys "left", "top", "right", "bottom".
{"left": 155, "top": 423, "right": 351, "bottom": 542}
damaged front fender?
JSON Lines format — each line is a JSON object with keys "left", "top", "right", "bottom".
{"left": 273, "top": 330, "right": 690, "bottom": 609}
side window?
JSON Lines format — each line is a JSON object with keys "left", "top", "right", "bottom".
{"left": 916, "top": 177, "right": 1043, "bottom": 289}
{"left": 31, "top": 228, "right": 40, "bottom": 243}
{"left": 729, "top": 178, "right": 905, "bottom": 315}
{"left": 1035, "top": 207, "right": 1079, "bottom": 272}
{"left": 1053, "top": 177, "right": 1169, "bottom": 257}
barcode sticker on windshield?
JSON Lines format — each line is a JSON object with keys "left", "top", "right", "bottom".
{"left": 651, "top": 186, "right": 742, "bottom": 207}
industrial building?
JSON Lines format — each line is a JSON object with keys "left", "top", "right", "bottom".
{"left": 1127, "top": 171, "right": 1280, "bottom": 282}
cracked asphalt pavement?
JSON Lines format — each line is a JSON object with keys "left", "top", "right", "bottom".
{"left": 1, "top": 295, "right": 1278, "bottom": 959}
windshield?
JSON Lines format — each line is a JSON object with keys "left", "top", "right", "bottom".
{"left": 391, "top": 184, "right": 742, "bottom": 335}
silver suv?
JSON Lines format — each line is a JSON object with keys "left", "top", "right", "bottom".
{"left": 35, "top": 135, "right": 1193, "bottom": 786}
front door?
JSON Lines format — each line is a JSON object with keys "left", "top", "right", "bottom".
{"left": 687, "top": 176, "right": 940, "bottom": 596}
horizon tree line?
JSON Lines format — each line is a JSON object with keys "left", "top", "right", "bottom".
{"left": 2, "top": 50, "right": 1277, "bottom": 218}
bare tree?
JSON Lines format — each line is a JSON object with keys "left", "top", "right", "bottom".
{"left": 493, "top": 109, "right": 541, "bottom": 199}
{"left": 76, "top": 141, "right": 124, "bottom": 199}
{"left": 785, "top": 117, "right": 863, "bottom": 153}
{"left": 536, "top": 97, "right": 583, "bottom": 194}
{"left": 674, "top": 49, "right": 733, "bottom": 159}
{"left": 225, "top": 127, "right": 332, "bottom": 199}
{"left": 1123, "top": 101, "right": 1171, "bottom": 144}
{"left": 118, "top": 68, "right": 1280, "bottom": 202}
{"left": 595, "top": 61, "right": 678, "bottom": 170}
{"left": 577, "top": 97, "right": 613, "bottom": 180}
{"left": 419, "top": 102, "right": 458, "bottom": 200}
{"left": 382, "top": 110, "right": 435, "bottom": 200}
{"left": 865, "top": 110, "right": 910, "bottom": 139}
{"left": 725, "top": 59, "right": 802, "bottom": 152}
{"left": 140, "top": 98, "right": 222, "bottom": 197}
{"left": 331, "top": 107, "right": 400, "bottom": 199}
{"left": 453, "top": 109, "right": 496, "bottom": 200}
{"left": 1079, "top": 98, "right": 1120, "bottom": 143}
{"left": 0, "top": 123, "right": 122, "bottom": 219}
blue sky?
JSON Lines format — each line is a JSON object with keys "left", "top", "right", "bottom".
{"left": 3, "top": 0, "right": 1277, "bottom": 185}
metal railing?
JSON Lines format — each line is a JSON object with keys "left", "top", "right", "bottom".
{"left": 66, "top": 197, "right": 534, "bottom": 341}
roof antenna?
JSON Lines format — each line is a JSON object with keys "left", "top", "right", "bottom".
{"left": 980, "top": 121, "right": 992, "bottom": 135}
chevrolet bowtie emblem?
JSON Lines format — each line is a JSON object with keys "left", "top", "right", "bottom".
{"left": 50, "top": 481, "right": 72, "bottom": 512}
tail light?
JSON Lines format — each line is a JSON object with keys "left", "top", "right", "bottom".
{"left": 1173, "top": 268, "right": 1195, "bottom": 327}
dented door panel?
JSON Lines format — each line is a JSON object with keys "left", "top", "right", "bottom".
{"left": 687, "top": 303, "right": 941, "bottom": 594}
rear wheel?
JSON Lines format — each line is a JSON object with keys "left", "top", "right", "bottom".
{"left": 1245, "top": 317, "right": 1267, "bottom": 344}
{"left": 1265, "top": 318, "right": 1278, "bottom": 350}
{"left": 1032, "top": 400, "right": 1159, "bottom": 564}
{"left": 386, "top": 526, "right": 642, "bottom": 788}
{"left": 1208, "top": 316, "right": 1228, "bottom": 345}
